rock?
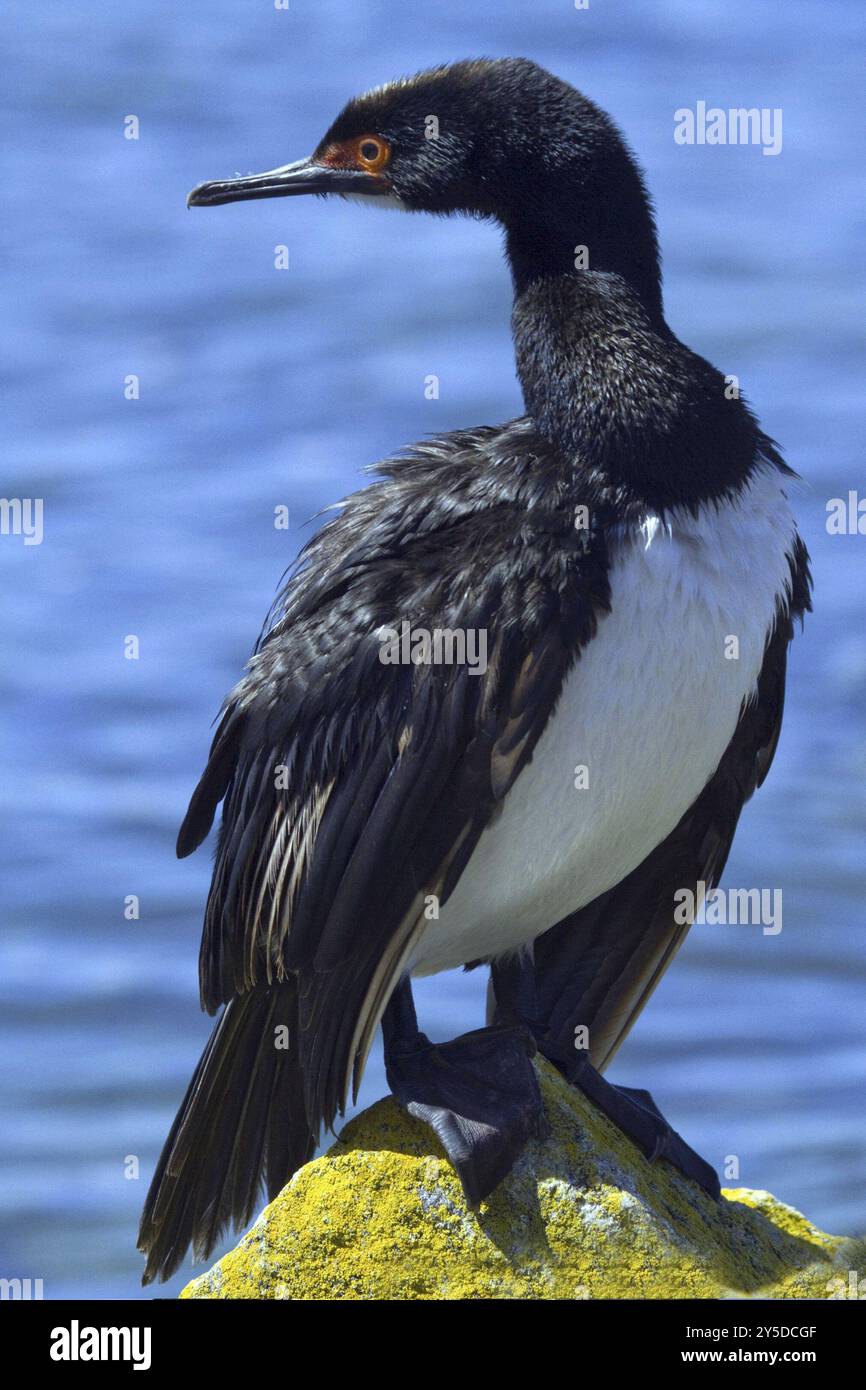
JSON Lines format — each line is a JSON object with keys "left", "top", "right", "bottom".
{"left": 180, "top": 1057, "right": 863, "bottom": 1300}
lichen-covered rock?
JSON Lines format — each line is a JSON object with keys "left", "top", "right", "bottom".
{"left": 181, "top": 1058, "right": 862, "bottom": 1300}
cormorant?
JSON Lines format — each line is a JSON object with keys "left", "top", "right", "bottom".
{"left": 138, "top": 58, "right": 811, "bottom": 1284}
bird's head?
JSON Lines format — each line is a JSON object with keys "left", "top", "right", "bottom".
{"left": 188, "top": 58, "right": 660, "bottom": 308}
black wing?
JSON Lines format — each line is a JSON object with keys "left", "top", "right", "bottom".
{"left": 530, "top": 533, "right": 812, "bottom": 1071}
{"left": 178, "top": 422, "right": 610, "bottom": 1135}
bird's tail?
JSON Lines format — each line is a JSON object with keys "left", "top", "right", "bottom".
{"left": 137, "top": 982, "right": 315, "bottom": 1285}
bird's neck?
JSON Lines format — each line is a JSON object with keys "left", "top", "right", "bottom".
{"left": 504, "top": 186, "right": 677, "bottom": 505}
{"left": 511, "top": 271, "right": 757, "bottom": 511}
{"left": 506, "top": 232, "right": 664, "bottom": 327}
{"left": 503, "top": 168, "right": 664, "bottom": 320}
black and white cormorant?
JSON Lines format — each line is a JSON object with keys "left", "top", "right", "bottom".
{"left": 138, "top": 58, "right": 811, "bottom": 1283}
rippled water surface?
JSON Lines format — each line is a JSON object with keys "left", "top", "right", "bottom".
{"left": 1, "top": 0, "right": 864, "bottom": 1297}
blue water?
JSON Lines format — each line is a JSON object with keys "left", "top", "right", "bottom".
{"left": 1, "top": 0, "right": 864, "bottom": 1299}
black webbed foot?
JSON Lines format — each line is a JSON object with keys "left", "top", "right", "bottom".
{"left": 560, "top": 1050, "right": 722, "bottom": 1199}
{"left": 383, "top": 980, "right": 548, "bottom": 1208}
{"left": 488, "top": 953, "right": 721, "bottom": 1201}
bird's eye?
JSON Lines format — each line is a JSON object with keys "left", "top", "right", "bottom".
{"left": 356, "top": 136, "right": 391, "bottom": 172}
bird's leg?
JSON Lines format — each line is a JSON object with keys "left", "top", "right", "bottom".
{"left": 489, "top": 953, "right": 721, "bottom": 1200}
{"left": 381, "top": 976, "right": 548, "bottom": 1208}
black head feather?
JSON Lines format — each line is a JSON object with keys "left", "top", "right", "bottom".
{"left": 319, "top": 58, "right": 662, "bottom": 308}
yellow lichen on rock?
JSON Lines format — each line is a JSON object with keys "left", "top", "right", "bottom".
{"left": 180, "top": 1058, "right": 862, "bottom": 1300}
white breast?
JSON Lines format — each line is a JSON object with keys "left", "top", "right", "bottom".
{"left": 410, "top": 466, "right": 798, "bottom": 977}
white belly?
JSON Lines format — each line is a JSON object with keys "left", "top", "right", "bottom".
{"left": 410, "top": 466, "right": 798, "bottom": 977}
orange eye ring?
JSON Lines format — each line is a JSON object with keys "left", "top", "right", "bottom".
{"left": 355, "top": 135, "right": 391, "bottom": 173}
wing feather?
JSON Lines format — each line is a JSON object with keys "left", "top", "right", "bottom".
{"left": 178, "top": 420, "right": 608, "bottom": 1142}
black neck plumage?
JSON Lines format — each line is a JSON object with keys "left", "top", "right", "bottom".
{"left": 510, "top": 266, "right": 765, "bottom": 514}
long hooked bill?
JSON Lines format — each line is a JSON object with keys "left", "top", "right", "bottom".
{"left": 187, "top": 156, "right": 390, "bottom": 207}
